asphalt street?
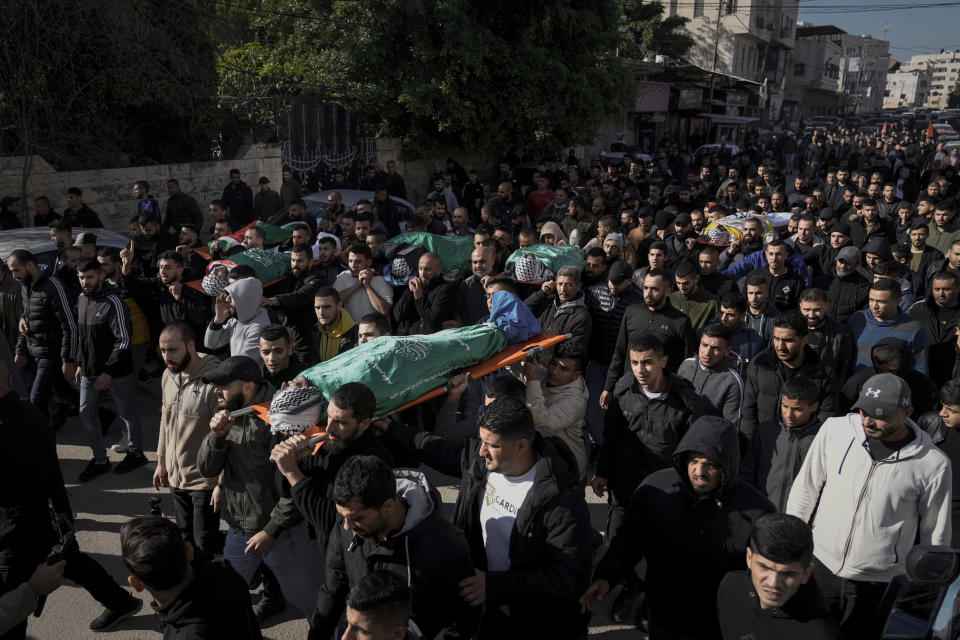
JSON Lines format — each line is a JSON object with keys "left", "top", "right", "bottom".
{"left": 24, "top": 379, "right": 636, "bottom": 639}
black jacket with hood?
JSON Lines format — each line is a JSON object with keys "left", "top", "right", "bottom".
{"left": 839, "top": 337, "right": 938, "bottom": 415}
{"left": 717, "top": 570, "right": 842, "bottom": 640}
{"left": 741, "top": 345, "right": 835, "bottom": 442}
{"left": 741, "top": 416, "right": 822, "bottom": 512}
{"left": 594, "top": 417, "right": 776, "bottom": 640}
{"left": 384, "top": 424, "right": 592, "bottom": 638}
{"left": 314, "top": 469, "right": 479, "bottom": 640}
{"left": 155, "top": 554, "right": 262, "bottom": 639}
{"left": 598, "top": 371, "right": 705, "bottom": 505}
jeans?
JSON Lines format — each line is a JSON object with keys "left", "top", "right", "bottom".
{"left": 585, "top": 361, "right": 607, "bottom": 446}
{"left": 170, "top": 488, "right": 222, "bottom": 554}
{"left": 223, "top": 522, "right": 324, "bottom": 620}
{"left": 814, "top": 559, "right": 889, "bottom": 640}
{"left": 79, "top": 374, "right": 142, "bottom": 462}
{"left": 28, "top": 357, "right": 58, "bottom": 417}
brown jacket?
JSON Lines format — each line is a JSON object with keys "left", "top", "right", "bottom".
{"left": 158, "top": 353, "right": 221, "bottom": 491}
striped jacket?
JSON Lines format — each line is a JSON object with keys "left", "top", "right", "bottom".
{"left": 75, "top": 283, "right": 133, "bottom": 378}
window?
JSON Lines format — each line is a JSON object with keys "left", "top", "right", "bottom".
{"left": 669, "top": 0, "right": 678, "bottom": 16}
{"left": 794, "top": 63, "right": 805, "bottom": 76}
{"left": 727, "top": 0, "right": 737, "bottom": 14}
{"left": 694, "top": 0, "right": 704, "bottom": 17}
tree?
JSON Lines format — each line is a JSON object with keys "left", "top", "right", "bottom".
{"left": 0, "top": 0, "right": 222, "bottom": 171}
{"left": 219, "top": 0, "right": 633, "bottom": 156}
{"left": 617, "top": 0, "right": 694, "bottom": 61}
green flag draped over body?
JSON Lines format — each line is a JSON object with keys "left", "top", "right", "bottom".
{"left": 209, "top": 247, "right": 291, "bottom": 283}
{"left": 504, "top": 243, "right": 585, "bottom": 278}
{"left": 387, "top": 231, "right": 474, "bottom": 272}
{"left": 300, "top": 323, "right": 507, "bottom": 416}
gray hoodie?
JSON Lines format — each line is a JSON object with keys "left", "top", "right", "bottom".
{"left": 204, "top": 278, "right": 271, "bottom": 366}
{"left": 676, "top": 355, "right": 744, "bottom": 428}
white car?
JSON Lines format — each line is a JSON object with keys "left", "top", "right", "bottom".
{"left": 300, "top": 189, "right": 415, "bottom": 222}
{"left": 0, "top": 227, "right": 131, "bottom": 273}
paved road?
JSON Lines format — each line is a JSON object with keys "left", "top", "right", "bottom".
{"left": 24, "top": 380, "right": 637, "bottom": 639}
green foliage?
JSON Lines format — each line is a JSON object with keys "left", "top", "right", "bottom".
{"left": 618, "top": 0, "right": 694, "bottom": 61}
{"left": 0, "top": 0, "right": 221, "bottom": 169}
{"left": 218, "top": 0, "right": 633, "bottom": 156}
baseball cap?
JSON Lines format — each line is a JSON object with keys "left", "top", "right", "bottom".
{"left": 836, "top": 246, "right": 860, "bottom": 264}
{"left": 202, "top": 355, "right": 262, "bottom": 386}
{"left": 852, "top": 373, "right": 912, "bottom": 418}
{"left": 74, "top": 232, "right": 97, "bottom": 246}
{"left": 818, "top": 207, "right": 837, "bottom": 221}
{"left": 608, "top": 260, "right": 633, "bottom": 285}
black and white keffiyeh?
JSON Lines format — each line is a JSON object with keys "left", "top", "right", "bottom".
{"left": 269, "top": 385, "right": 324, "bottom": 436}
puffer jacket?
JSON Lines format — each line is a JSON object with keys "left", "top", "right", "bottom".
{"left": 158, "top": 353, "right": 221, "bottom": 491}
{"left": 595, "top": 416, "right": 775, "bottom": 639}
{"left": 598, "top": 371, "right": 705, "bottom": 504}
{"left": 196, "top": 382, "right": 300, "bottom": 538}
{"left": 75, "top": 282, "right": 133, "bottom": 378}
{"left": 676, "top": 356, "right": 744, "bottom": 427}
{"left": 14, "top": 270, "right": 76, "bottom": 362}
{"left": 525, "top": 289, "right": 592, "bottom": 360}
{"left": 741, "top": 416, "right": 821, "bottom": 511}
{"left": 741, "top": 345, "right": 835, "bottom": 441}
{"left": 787, "top": 413, "right": 952, "bottom": 581}
{"left": 827, "top": 270, "right": 871, "bottom": 323}
{"left": 314, "top": 469, "right": 479, "bottom": 640}
{"left": 204, "top": 278, "right": 271, "bottom": 366}
{"left": 909, "top": 295, "right": 960, "bottom": 386}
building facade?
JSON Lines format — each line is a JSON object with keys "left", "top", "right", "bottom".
{"left": 884, "top": 67, "right": 932, "bottom": 110}
{"left": 901, "top": 51, "right": 960, "bottom": 109}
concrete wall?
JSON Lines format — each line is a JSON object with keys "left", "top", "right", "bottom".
{"left": 0, "top": 144, "right": 282, "bottom": 230}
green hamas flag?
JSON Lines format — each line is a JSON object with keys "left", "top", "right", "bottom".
{"left": 301, "top": 323, "right": 507, "bottom": 416}
{"left": 208, "top": 221, "right": 293, "bottom": 254}
{"left": 504, "top": 243, "right": 585, "bottom": 273}
{"left": 210, "top": 247, "right": 291, "bottom": 283}
{"left": 387, "top": 232, "right": 474, "bottom": 272}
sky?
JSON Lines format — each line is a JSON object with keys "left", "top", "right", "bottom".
{"left": 797, "top": 0, "right": 960, "bottom": 61}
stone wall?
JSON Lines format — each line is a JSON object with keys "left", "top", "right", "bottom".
{"left": 374, "top": 138, "right": 503, "bottom": 203}
{"left": 0, "top": 144, "right": 282, "bottom": 230}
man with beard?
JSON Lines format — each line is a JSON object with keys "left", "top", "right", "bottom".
{"left": 393, "top": 253, "right": 458, "bottom": 335}
{"left": 74, "top": 259, "right": 147, "bottom": 480}
{"left": 457, "top": 246, "right": 495, "bottom": 325}
{"left": 7, "top": 250, "right": 76, "bottom": 425}
{"left": 269, "top": 382, "right": 394, "bottom": 636}
{"left": 175, "top": 223, "right": 209, "bottom": 280}
{"left": 198, "top": 356, "right": 320, "bottom": 623}
{"left": 308, "top": 456, "right": 479, "bottom": 640}
{"left": 799, "top": 288, "right": 853, "bottom": 383}
{"left": 120, "top": 246, "right": 210, "bottom": 345}
{"left": 262, "top": 244, "right": 324, "bottom": 360}
{"left": 153, "top": 321, "right": 222, "bottom": 554}
{"left": 909, "top": 271, "right": 960, "bottom": 386}
{"left": 582, "top": 248, "right": 609, "bottom": 288}
{"left": 720, "top": 216, "right": 765, "bottom": 269}
{"left": 524, "top": 266, "right": 592, "bottom": 360}
{"left": 131, "top": 214, "right": 177, "bottom": 277}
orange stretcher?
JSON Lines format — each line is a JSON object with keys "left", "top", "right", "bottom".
{"left": 244, "top": 332, "right": 571, "bottom": 454}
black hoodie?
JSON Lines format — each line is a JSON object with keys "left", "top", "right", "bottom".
{"left": 594, "top": 416, "right": 775, "bottom": 640}
{"left": 313, "top": 469, "right": 479, "bottom": 640}
{"left": 839, "top": 337, "right": 938, "bottom": 414}
{"left": 155, "top": 554, "right": 262, "bottom": 639}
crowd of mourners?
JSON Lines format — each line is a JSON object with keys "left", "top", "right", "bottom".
{"left": 2, "top": 120, "right": 960, "bottom": 640}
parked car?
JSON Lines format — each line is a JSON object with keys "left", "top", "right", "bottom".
{"left": 0, "top": 227, "right": 130, "bottom": 274}
{"left": 880, "top": 545, "right": 960, "bottom": 639}
{"left": 268, "top": 189, "right": 416, "bottom": 228}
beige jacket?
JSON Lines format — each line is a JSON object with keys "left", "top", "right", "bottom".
{"left": 510, "top": 363, "right": 590, "bottom": 481}
{"left": 158, "top": 353, "right": 221, "bottom": 491}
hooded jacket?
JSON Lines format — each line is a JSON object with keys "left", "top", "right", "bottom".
{"left": 524, "top": 289, "right": 592, "bottom": 360}
{"left": 204, "top": 278, "right": 271, "bottom": 366}
{"left": 787, "top": 413, "right": 952, "bottom": 581}
{"left": 389, "top": 426, "right": 592, "bottom": 638}
{"left": 155, "top": 554, "right": 262, "bottom": 639}
{"left": 909, "top": 295, "right": 960, "bottom": 385}
{"left": 717, "top": 570, "right": 842, "bottom": 640}
{"left": 604, "top": 300, "right": 697, "bottom": 389}
{"left": 196, "top": 382, "right": 300, "bottom": 538}
{"left": 741, "top": 416, "right": 822, "bottom": 512}
{"left": 839, "top": 337, "right": 938, "bottom": 415}
{"left": 847, "top": 308, "right": 929, "bottom": 376}
{"left": 75, "top": 281, "right": 133, "bottom": 378}
{"left": 538, "top": 221, "right": 568, "bottom": 245}
{"left": 14, "top": 270, "right": 75, "bottom": 362}
{"left": 594, "top": 417, "right": 775, "bottom": 639}
{"left": 677, "top": 355, "right": 744, "bottom": 427}
{"left": 741, "top": 345, "right": 836, "bottom": 442}
{"left": 314, "top": 470, "right": 479, "bottom": 640}
{"left": 158, "top": 353, "right": 221, "bottom": 491}
{"left": 598, "top": 371, "right": 705, "bottom": 504}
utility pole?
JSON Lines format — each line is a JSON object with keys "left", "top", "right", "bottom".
{"left": 707, "top": 0, "right": 725, "bottom": 140}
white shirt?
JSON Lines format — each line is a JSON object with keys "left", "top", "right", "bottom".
{"left": 480, "top": 461, "right": 538, "bottom": 572}
{"left": 333, "top": 271, "right": 393, "bottom": 321}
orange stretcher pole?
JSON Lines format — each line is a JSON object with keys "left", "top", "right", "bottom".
{"left": 391, "top": 332, "right": 571, "bottom": 414}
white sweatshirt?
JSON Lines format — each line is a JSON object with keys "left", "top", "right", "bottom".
{"left": 787, "top": 413, "right": 952, "bottom": 582}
